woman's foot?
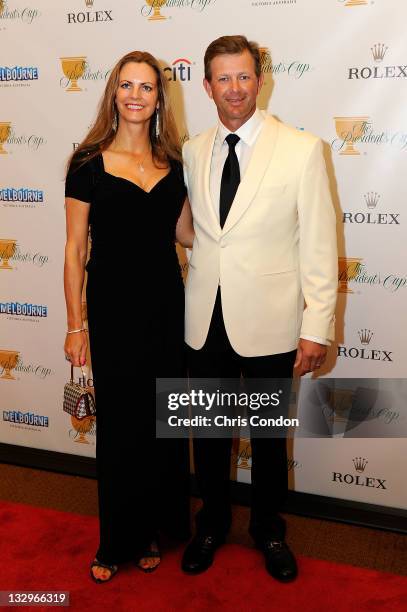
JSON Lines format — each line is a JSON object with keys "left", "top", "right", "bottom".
{"left": 90, "top": 558, "right": 118, "bottom": 583}
{"left": 137, "top": 540, "right": 161, "bottom": 573}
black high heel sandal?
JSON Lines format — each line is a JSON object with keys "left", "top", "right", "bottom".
{"left": 90, "top": 558, "right": 118, "bottom": 583}
{"left": 137, "top": 541, "right": 161, "bottom": 574}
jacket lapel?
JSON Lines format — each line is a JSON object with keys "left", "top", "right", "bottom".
{"left": 222, "top": 115, "right": 279, "bottom": 234}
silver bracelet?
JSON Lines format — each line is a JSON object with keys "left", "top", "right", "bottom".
{"left": 67, "top": 327, "right": 87, "bottom": 334}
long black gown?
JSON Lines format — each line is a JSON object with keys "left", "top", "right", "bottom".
{"left": 65, "top": 153, "right": 190, "bottom": 565}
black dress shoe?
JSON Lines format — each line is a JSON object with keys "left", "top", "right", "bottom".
{"left": 181, "top": 535, "right": 224, "bottom": 574}
{"left": 259, "top": 540, "right": 298, "bottom": 582}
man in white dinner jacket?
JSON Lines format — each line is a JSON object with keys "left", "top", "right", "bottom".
{"left": 181, "top": 35, "right": 338, "bottom": 582}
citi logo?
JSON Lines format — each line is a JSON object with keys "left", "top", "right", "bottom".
{"left": 343, "top": 192, "right": 400, "bottom": 225}
{"left": 0, "top": 66, "right": 39, "bottom": 81}
{"left": 337, "top": 330, "right": 393, "bottom": 362}
{"left": 349, "top": 45, "right": 407, "bottom": 80}
{"left": 164, "top": 59, "right": 193, "bottom": 82}
{"left": 332, "top": 457, "right": 386, "bottom": 490}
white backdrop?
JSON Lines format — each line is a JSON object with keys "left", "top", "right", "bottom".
{"left": 1, "top": 0, "right": 406, "bottom": 513}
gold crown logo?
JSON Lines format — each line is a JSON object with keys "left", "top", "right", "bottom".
{"left": 85, "top": 0, "right": 94, "bottom": 6}
{"left": 358, "top": 328, "right": 373, "bottom": 345}
{"left": 353, "top": 457, "right": 368, "bottom": 472}
{"left": 364, "top": 191, "right": 380, "bottom": 209}
{"left": 371, "top": 44, "right": 388, "bottom": 63}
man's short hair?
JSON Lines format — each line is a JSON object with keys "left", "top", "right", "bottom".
{"left": 204, "top": 35, "right": 261, "bottom": 81}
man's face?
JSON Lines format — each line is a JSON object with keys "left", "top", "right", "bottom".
{"left": 204, "top": 49, "right": 263, "bottom": 131}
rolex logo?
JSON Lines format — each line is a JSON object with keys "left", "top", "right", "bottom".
{"left": 364, "top": 191, "right": 380, "bottom": 209}
{"left": 353, "top": 457, "right": 368, "bottom": 472}
{"left": 371, "top": 44, "right": 388, "bottom": 63}
{"left": 85, "top": 0, "right": 94, "bottom": 6}
{"left": 358, "top": 329, "right": 373, "bottom": 345}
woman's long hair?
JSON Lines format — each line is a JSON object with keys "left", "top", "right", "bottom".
{"left": 67, "top": 50, "right": 181, "bottom": 172}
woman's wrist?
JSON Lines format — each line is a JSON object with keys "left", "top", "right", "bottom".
{"left": 67, "top": 327, "right": 87, "bottom": 335}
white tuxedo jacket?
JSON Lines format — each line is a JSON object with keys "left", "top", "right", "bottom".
{"left": 183, "top": 114, "right": 338, "bottom": 357}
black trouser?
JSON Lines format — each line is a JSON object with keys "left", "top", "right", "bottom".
{"left": 187, "top": 288, "right": 296, "bottom": 543}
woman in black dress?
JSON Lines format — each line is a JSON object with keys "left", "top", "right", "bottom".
{"left": 64, "top": 51, "right": 193, "bottom": 582}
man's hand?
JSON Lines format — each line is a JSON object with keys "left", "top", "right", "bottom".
{"left": 294, "top": 339, "right": 327, "bottom": 376}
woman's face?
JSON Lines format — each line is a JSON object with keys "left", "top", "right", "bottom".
{"left": 115, "top": 61, "right": 159, "bottom": 127}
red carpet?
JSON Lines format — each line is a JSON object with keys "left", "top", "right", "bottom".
{"left": 0, "top": 500, "right": 406, "bottom": 611}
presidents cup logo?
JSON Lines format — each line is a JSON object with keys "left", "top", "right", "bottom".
{"left": 164, "top": 58, "right": 194, "bottom": 82}
{"left": 0, "top": 2, "right": 41, "bottom": 25}
{"left": 337, "top": 330, "right": 393, "bottom": 362}
{"left": 141, "top": 0, "right": 216, "bottom": 21}
{"left": 67, "top": 0, "right": 113, "bottom": 23}
{"left": 349, "top": 44, "right": 407, "bottom": 80}
{"left": 0, "top": 122, "right": 11, "bottom": 153}
{"left": 60, "top": 57, "right": 110, "bottom": 91}
{"left": 341, "top": 0, "right": 367, "bottom": 6}
{"left": 332, "top": 458, "right": 387, "bottom": 491}
{"left": 333, "top": 117, "right": 369, "bottom": 155}
{"left": 0, "top": 123, "right": 46, "bottom": 153}
{"left": 259, "top": 46, "right": 311, "bottom": 79}
{"left": 0, "top": 349, "right": 19, "bottom": 379}
{"left": 0, "top": 238, "right": 17, "bottom": 268}
{"left": 343, "top": 192, "right": 400, "bottom": 226}
{"left": 0, "top": 352, "right": 53, "bottom": 380}
{"left": 60, "top": 57, "right": 86, "bottom": 92}
{"left": 338, "top": 257, "right": 363, "bottom": 293}
{"left": 0, "top": 240, "right": 49, "bottom": 269}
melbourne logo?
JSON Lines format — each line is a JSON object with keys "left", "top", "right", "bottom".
{"left": 0, "top": 187, "right": 44, "bottom": 207}
{"left": 164, "top": 58, "right": 194, "bottom": 82}
{"left": 337, "top": 329, "right": 393, "bottom": 362}
{"left": 343, "top": 192, "right": 400, "bottom": 226}
{"left": 141, "top": 0, "right": 216, "bottom": 21}
{"left": 259, "top": 47, "right": 311, "bottom": 79}
{"left": 0, "top": 301, "right": 48, "bottom": 320}
{"left": 3, "top": 410, "right": 49, "bottom": 428}
{"left": 60, "top": 56, "right": 111, "bottom": 91}
{"left": 349, "top": 44, "right": 407, "bottom": 80}
{"left": 332, "top": 457, "right": 387, "bottom": 490}
{"left": 0, "top": 66, "right": 39, "bottom": 88}
{"left": 67, "top": 0, "right": 113, "bottom": 23}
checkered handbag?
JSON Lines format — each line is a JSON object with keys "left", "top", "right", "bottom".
{"left": 63, "top": 364, "right": 96, "bottom": 420}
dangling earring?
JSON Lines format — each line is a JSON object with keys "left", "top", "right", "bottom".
{"left": 155, "top": 109, "right": 160, "bottom": 139}
{"left": 112, "top": 112, "right": 118, "bottom": 132}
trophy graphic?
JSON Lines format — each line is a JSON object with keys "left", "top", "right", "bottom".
{"left": 71, "top": 413, "right": 96, "bottom": 444}
{"left": 0, "top": 1, "right": 5, "bottom": 16}
{"left": 0, "top": 350, "right": 20, "bottom": 380}
{"left": 233, "top": 437, "right": 252, "bottom": 470}
{"left": 60, "top": 57, "right": 87, "bottom": 92}
{"left": 259, "top": 47, "right": 272, "bottom": 73}
{"left": 338, "top": 257, "right": 363, "bottom": 293}
{"left": 0, "top": 238, "right": 17, "bottom": 270}
{"left": 345, "top": 0, "right": 367, "bottom": 6}
{"left": 146, "top": 0, "right": 167, "bottom": 20}
{"left": 0, "top": 122, "right": 11, "bottom": 154}
{"left": 334, "top": 117, "right": 369, "bottom": 155}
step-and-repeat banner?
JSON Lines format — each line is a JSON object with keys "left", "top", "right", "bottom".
{"left": 1, "top": 1, "right": 406, "bottom": 513}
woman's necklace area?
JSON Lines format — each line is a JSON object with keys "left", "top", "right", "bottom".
{"left": 137, "top": 147, "right": 151, "bottom": 173}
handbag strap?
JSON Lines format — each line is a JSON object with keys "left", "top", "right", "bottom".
{"left": 70, "top": 363, "right": 87, "bottom": 386}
